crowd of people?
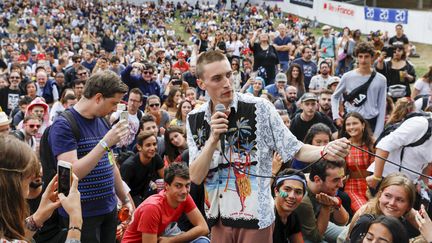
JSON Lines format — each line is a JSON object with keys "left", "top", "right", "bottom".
{"left": 1, "top": 0, "right": 432, "bottom": 243}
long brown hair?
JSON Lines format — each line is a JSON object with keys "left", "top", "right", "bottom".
{"left": 286, "top": 63, "right": 305, "bottom": 94}
{"left": 386, "top": 97, "right": 414, "bottom": 125}
{"left": 339, "top": 112, "right": 375, "bottom": 152}
{"left": 0, "top": 136, "right": 40, "bottom": 240}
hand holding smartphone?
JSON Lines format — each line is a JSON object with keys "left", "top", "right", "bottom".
{"left": 58, "top": 160, "right": 72, "bottom": 197}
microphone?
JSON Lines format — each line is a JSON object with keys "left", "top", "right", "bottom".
{"left": 214, "top": 103, "right": 226, "bottom": 153}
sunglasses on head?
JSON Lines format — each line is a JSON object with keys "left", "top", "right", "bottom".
{"left": 149, "top": 103, "right": 160, "bottom": 107}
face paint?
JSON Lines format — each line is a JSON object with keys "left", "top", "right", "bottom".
{"left": 279, "top": 190, "right": 288, "bottom": 198}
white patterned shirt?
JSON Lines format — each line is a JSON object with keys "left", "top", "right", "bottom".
{"left": 186, "top": 92, "right": 303, "bottom": 229}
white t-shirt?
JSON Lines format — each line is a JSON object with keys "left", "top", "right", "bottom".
{"left": 414, "top": 78, "right": 432, "bottom": 96}
{"left": 367, "top": 115, "right": 432, "bottom": 181}
{"left": 309, "top": 75, "right": 333, "bottom": 91}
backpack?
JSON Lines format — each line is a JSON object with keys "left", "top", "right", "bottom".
{"left": 34, "top": 109, "right": 80, "bottom": 243}
{"left": 375, "top": 112, "right": 432, "bottom": 170}
{"left": 319, "top": 36, "right": 336, "bottom": 56}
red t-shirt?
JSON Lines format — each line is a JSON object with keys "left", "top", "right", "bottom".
{"left": 121, "top": 190, "right": 196, "bottom": 243}
{"left": 172, "top": 61, "right": 190, "bottom": 73}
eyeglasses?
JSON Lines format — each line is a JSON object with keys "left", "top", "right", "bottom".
{"left": 28, "top": 124, "right": 41, "bottom": 129}
{"left": 149, "top": 103, "right": 160, "bottom": 107}
{"left": 143, "top": 71, "right": 153, "bottom": 75}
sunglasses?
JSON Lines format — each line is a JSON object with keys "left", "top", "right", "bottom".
{"left": 77, "top": 72, "right": 87, "bottom": 76}
{"left": 74, "top": 60, "right": 82, "bottom": 63}
{"left": 28, "top": 124, "right": 41, "bottom": 129}
{"left": 143, "top": 71, "right": 154, "bottom": 75}
{"left": 10, "top": 76, "right": 20, "bottom": 79}
{"left": 149, "top": 103, "right": 160, "bottom": 107}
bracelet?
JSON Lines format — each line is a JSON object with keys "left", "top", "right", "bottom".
{"left": 372, "top": 175, "right": 383, "bottom": 182}
{"left": 68, "top": 226, "right": 82, "bottom": 232}
{"left": 25, "top": 215, "right": 43, "bottom": 232}
{"left": 99, "top": 140, "right": 110, "bottom": 152}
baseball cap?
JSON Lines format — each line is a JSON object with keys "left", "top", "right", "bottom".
{"left": 322, "top": 25, "right": 331, "bottom": 31}
{"left": 327, "top": 77, "right": 340, "bottom": 88}
{"left": 177, "top": 51, "right": 186, "bottom": 59}
{"left": 300, "top": 93, "right": 318, "bottom": 102}
{"left": 275, "top": 73, "right": 288, "bottom": 83}
{"left": 31, "top": 49, "right": 38, "bottom": 55}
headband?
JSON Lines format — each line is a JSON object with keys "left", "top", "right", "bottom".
{"left": 275, "top": 174, "right": 307, "bottom": 194}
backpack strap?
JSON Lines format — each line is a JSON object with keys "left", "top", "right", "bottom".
{"left": 61, "top": 109, "right": 80, "bottom": 140}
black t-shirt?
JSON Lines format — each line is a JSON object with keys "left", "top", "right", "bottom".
{"left": 250, "top": 42, "right": 279, "bottom": 84}
{"left": 290, "top": 112, "right": 337, "bottom": 141}
{"left": 120, "top": 153, "right": 164, "bottom": 206}
{"left": 0, "top": 87, "right": 22, "bottom": 115}
{"left": 195, "top": 39, "right": 209, "bottom": 54}
{"left": 389, "top": 34, "right": 409, "bottom": 46}
{"left": 273, "top": 210, "right": 302, "bottom": 243}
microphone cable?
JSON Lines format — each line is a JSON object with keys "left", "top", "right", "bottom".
{"left": 220, "top": 142, "right": 432, "bottom": 180}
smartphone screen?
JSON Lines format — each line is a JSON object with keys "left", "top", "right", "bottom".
{"left": 120, "top": 111, "right": 129, "bottom": 122}
{"left": 58, "top": 161, "right": 72, "bottom": 196}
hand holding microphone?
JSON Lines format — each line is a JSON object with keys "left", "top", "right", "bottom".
{"left": 210, "top": 104, "right": 229, "bottom": 150}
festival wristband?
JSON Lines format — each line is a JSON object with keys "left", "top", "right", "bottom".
{"left": 99, "top": 140, "right": 110, "bottom": 152}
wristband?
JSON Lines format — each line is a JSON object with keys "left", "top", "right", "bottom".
{"left": 99, "top": 140, "right": 110, "bottom": 152}
{"left": 372, "top": 175, "right": 383, "bottom": 182}
{"left": 68, "top": 226, "right": 82, "bottom": 232}
{"left": 25, "top": 215, "right": 43, "bottom": 232}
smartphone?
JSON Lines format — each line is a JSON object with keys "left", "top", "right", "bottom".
{"left": 120, "top": 111, "right": 128, "bottom": 122}
{"left": 172, "top": 79, "right": 182, "bottom": 86}
{"left": 57, "top": 160, "right": 72, "bottom": 196}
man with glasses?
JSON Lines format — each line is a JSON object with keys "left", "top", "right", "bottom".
{"left": 294, "top": 160, "right": 349, "bottom": 243}
{"left": 75, "top": 65, "right": 90, "bottom": 82}
{"left": 11, "top": 114, "right": 41, "bottom": 151}
{"left": 65, "top": 54, "right": 83, "bottom": 87}
{"left": 0, "top": 71, "right": 24, "bottom": 115}
{"left": 121, "top": 62, "right": 161, "bottom": 109}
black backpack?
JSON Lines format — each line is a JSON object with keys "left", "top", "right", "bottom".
{"left": 375, "top": 112, "right": 432, "bottom": 170}
{"left": 34, "top": 109, "right": 80, "bottom": 243}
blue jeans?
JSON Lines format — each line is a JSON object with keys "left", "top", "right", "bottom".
{"left": 280, "top": 61, "right": 289, "bottom": 73}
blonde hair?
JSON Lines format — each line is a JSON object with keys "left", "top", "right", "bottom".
{"left": 0, "top": 136, "right": 40, "bottom": 240}
{"left": 363, "top": 173, "right": 416, "bottom": 216}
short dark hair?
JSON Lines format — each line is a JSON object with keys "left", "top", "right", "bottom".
{"left": 72, "top": 79, "right": 85, "bottom": 87}
{"left": 140, "top": 113, "right": 156, "bottom": 125}
{"left": 309, "top": 160, "right": 344, "bottom": 181}
{"left": 19, "top": 96, "right": 33, "bottom": 106}
{"left": 302, "top": 46, "right": 312, "bottom": 54}
{"left": 354, "top": 42, "right": 375, "bottom": 57}
{"left": 318, "top": 89, "right": 333, "bottom": 97}
{"left": 72, "top": 54, "right": 82, "bottom": 62}
{"left": 83, "top": 70, "right": 128, "bottom": 99}
{"left": 62, "top": 94, "right": 77, "bottom": 104}
{"left": 136, "top": 130, "right": 157, "bottom": 146}
{"left": 129, "top": 88, "right": 144, "bottom": 101}
{"left": 23, "top": 114, "right": 41, "bottom": 123}
{"left": 164, "top": 162, "right": 190, "bottom": 185}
